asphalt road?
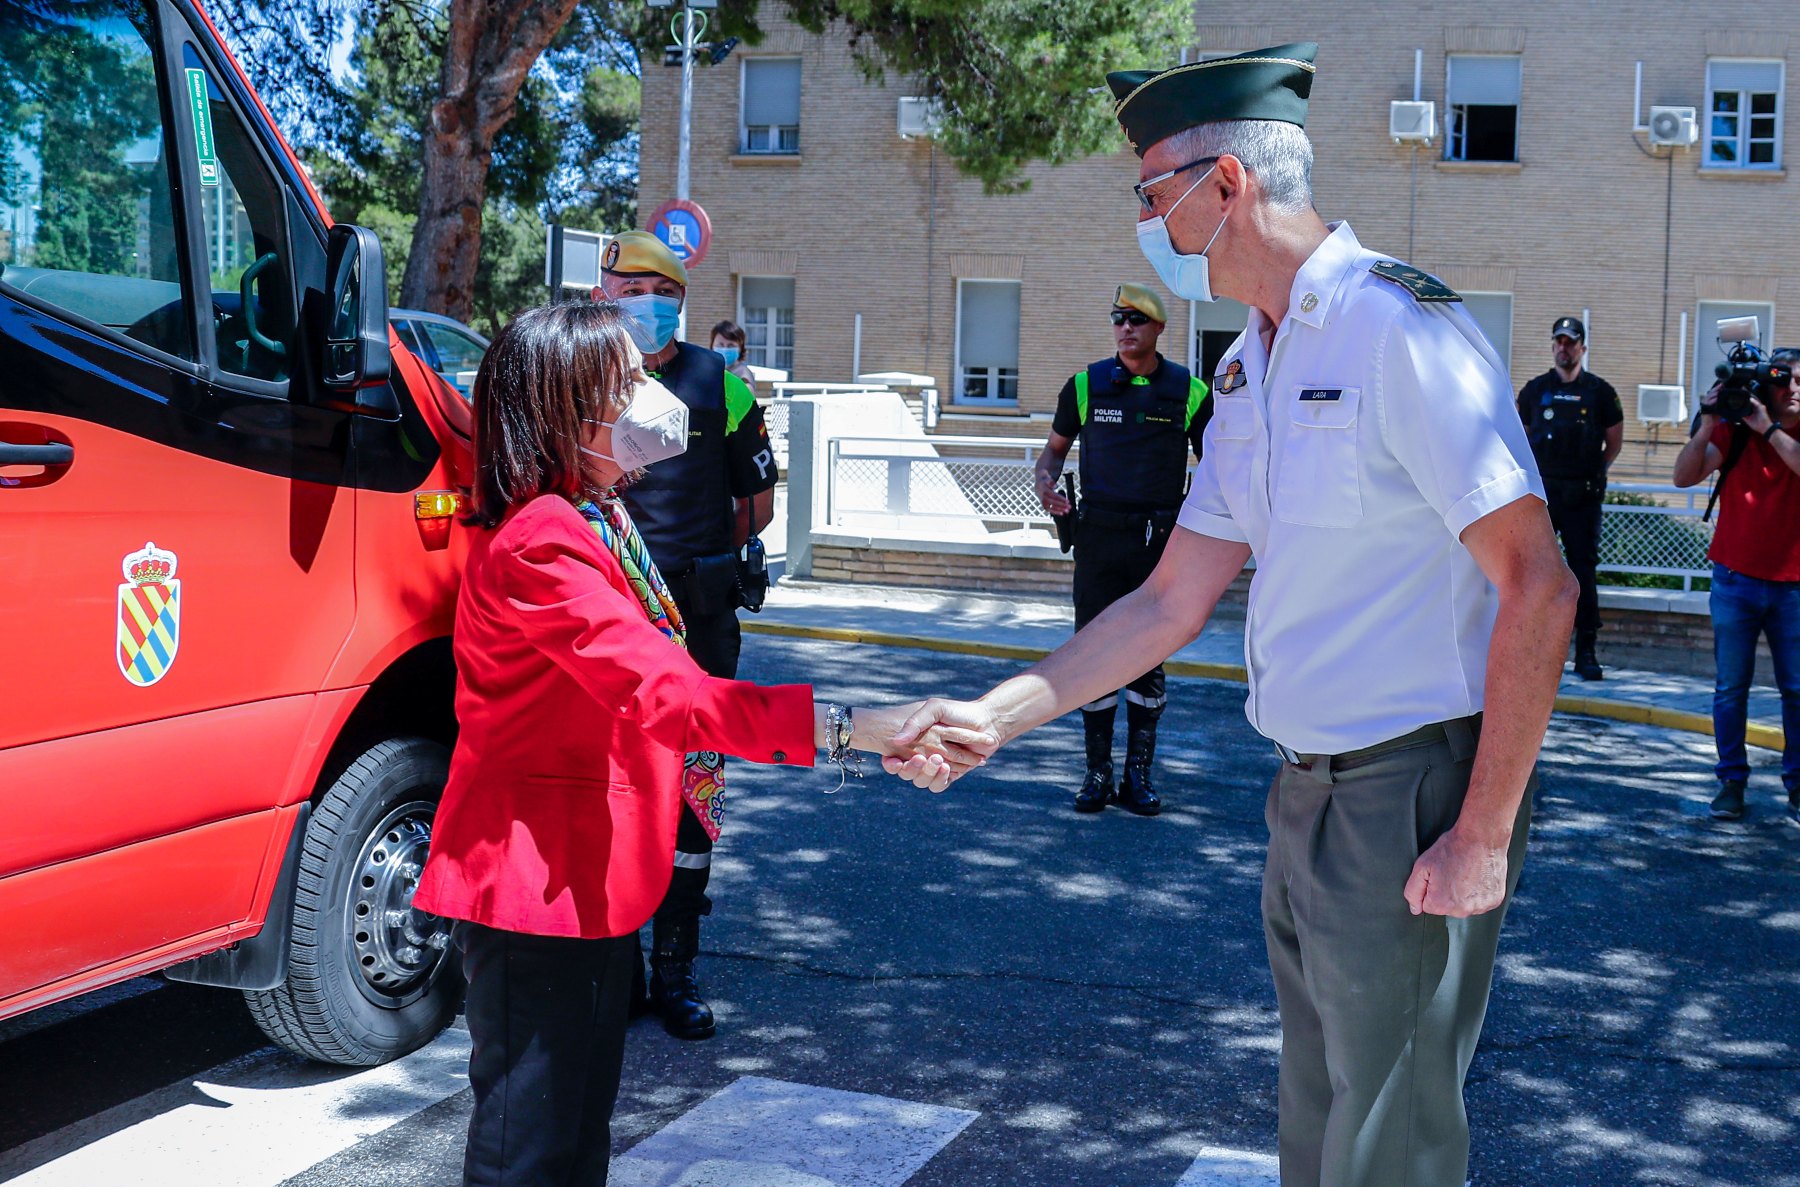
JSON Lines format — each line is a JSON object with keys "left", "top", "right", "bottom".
{"left": 4, "top": 636, "right": 1798, "bottom": 1186}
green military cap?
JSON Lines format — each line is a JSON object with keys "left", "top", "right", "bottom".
{"left": 603, "top": 229, "right": 689, "bottom": 286}
{"left": 1107, "top": 43, "right": 1318, "bottom": 157}
{"left": 1113, "top": 283, "right": 1167, "bottom": 324}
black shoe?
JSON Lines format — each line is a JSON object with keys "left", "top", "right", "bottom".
{"left": 1711, "top": 780, "right": 1747, "bottom": 821}
{"left": 1573, "top": 633, "right": 1603, "bottom": 681}
{"left": 1787, "top": 787, "right": 1800, "bottom": 828}
{"left": 1116, "top": 762, "right": 1162, "bottom": 816}
{"left": 1115, "top": 725, "right": 1163, "bottom": 816}
{"left": 1073, "top": 764, "right": 1114, "bottom": 813}
{"left": 650, "top": 919, "right": 716, "bottom": 1040}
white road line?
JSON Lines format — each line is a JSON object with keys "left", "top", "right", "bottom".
{"left": 1174, "top": 1146, "right": 1280, "bottom": 1186}
{"left": 0, "top": 1026, "right": 470, "bottom": 1187}
{"left": 610, "top": 1076, "right": 978, "bottom": 1187}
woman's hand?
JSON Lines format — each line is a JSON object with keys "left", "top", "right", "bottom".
{"left": 811, "top": 701, "right": 997, "bottom": 791}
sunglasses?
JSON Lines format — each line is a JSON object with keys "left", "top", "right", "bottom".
{"left": 1133, "top": 155, "right": 1219, "bottom": 214}
{"left": 1111, "top": 310, "right": 1153, "bottom": 327}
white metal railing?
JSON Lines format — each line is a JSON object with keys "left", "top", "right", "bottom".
{"left": 825, "top": 436, "right": 1063, "bottom": 530}
{"left": 1599, "top": 482, "right": 1715, "bottom": 590}
{"left": 819, "top": 447, "right": 1717, "bottom": 584}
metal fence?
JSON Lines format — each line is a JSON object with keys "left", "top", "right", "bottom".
{"left": 1598, "top": 482, "right": 1714, "bottom": 589}
{"left": 821, "top": 442, "right": 1718, "bottom": 586}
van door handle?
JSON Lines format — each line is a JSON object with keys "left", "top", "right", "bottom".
{"left": 0, "top": 443, "right": 74, "bottom": 466}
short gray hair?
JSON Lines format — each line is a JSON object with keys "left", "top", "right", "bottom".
{"left": 1161, "top": 120, "right": 1315, "bottom": 214}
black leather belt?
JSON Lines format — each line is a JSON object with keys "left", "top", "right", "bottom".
{"left": 1274, "top": 715, "right": 1481, "bottom": 772}
{"left": 1078, "top": 506, "right": 1179, "bottom": 530}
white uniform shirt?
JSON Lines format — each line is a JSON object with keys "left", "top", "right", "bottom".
{"left": 1179, "top": 222, "right": 1545, "bottom": 754}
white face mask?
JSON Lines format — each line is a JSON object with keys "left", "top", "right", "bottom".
{"left": 583, "top": 375, "right": 690, "bottom": 470}
{"left": 1135, "top": 165, "right": 1230, "bottom": 303}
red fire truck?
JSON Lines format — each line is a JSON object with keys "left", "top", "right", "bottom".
{"left": 0, "top": 0, "right": 475, "bottom": 1064}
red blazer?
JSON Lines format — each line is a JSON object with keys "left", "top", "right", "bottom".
{"left": 414, "top": 494, "right": 815, "bottom": 938}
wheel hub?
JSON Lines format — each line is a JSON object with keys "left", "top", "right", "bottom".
{"left": 348, "top": 800, "right": 451, "bottom": 1007}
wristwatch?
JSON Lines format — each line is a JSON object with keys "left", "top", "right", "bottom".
{"left": 1766, "top": 423, "right": 1783, "bottom": 442}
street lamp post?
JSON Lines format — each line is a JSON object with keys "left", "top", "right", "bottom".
{"left": 649, "top": 0, "right": 717, "bottom": 203}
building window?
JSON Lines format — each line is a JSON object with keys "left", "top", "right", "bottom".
{"left": 1190, "top": 297, "right": 1250, "bottom": 382}
{"left": 1695, "top": 300, "right": 1775, "bottom": 398}
{"left": 954, "top": 279, "right": 1020, "bottom": 405}
{"left": 1460, "top": 292, "right": 1514, "bottom": 371}
{"left": 1706, "top": 60, "right": 1783, "bottom": 169}
{"left": 741, "top": 58, "right": 801, "bottom": 154}
{"left": 1445, "top": 55, "right": 1520, "bottom": 162}
{"left": 739, "top": 276, "right": 794, "bottom": 374}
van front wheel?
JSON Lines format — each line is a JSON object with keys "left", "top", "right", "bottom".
{"left": 245, "top": 737, "right": 460, "bottom": 1066}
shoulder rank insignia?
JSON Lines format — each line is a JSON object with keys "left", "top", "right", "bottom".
{"left": 1369, "top": 260, "right": 1461, "bottom": 303}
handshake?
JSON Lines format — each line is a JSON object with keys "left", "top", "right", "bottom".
{"left": 832, "top": 699, "right": 1002, "bottom": 793}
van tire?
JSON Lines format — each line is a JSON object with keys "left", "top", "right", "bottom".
{"left": 245, "top": 737, "right": 460, "bottom": 1066}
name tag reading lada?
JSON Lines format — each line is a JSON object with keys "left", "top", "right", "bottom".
{"left": 1299, "top": 388, "right": 1344, "bottom": 421}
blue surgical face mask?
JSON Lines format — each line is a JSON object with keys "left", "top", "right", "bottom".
{"left": 716, "top": 346, "right": 741, "bottom": 367}
{"left": 615, "top": 293, "right": 683, "bottom": 353}
{"left": 1135, "top": 165, "right": 1230, "bottom": 303}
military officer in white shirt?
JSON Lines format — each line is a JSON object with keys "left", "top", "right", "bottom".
{"left": 888, "top": 43, "right": 1577, "bottom": 1187}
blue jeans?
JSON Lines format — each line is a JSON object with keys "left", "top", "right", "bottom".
{"left": 1709, "top": 563, "right": 1800, "bottom": 787}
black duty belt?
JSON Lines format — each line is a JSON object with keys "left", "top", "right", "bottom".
{"left": 1274, "top": 714, "right": 1482, "bottom": 772}
{"left": 1078, "top": 506, "right": 1180, "bottom": 531}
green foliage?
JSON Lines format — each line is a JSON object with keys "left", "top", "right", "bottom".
{"left": 713, "top": 0, "right": 1194, "bottom": 193}
{"left": 291, "top": 1, "right": 639, "bottom": 335}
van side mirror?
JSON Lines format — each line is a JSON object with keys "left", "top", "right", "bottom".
{"left": 323, "top": 224, "right": 393, "bottom": 396}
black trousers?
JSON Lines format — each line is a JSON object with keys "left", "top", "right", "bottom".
{"left": 656, "top": 592, "right": 742, "bottom": 926}
{"left": 1545, "top": 481, "right": 1603, "bottom": 636}
{"left": 1072, "top": 509, "right": 1174, "bottom": 713}
{"left": 459, "top": 923, "right": 638, "bottom": 1186}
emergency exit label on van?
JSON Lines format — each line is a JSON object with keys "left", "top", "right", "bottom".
{"left": 186, "top": 68, "right": 220, "bottom": 186}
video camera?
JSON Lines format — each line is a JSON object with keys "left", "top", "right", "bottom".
{"left": 1711, "top": 316, "right": 1792, "bottom": 423}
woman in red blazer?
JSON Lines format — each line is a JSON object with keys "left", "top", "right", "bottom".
{"left": 413, "top": 302, "right": 975, "bottom": 1187}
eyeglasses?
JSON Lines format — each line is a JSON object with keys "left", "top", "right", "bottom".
{"left": 1133, "top": 156, "right": 1219, "bottom": 214}
{"left": 1111, "top": 310, "right": 1153, "bottom": 327}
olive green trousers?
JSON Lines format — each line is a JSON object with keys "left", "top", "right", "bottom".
{"left": 1261, "top": 717, "right": 1535, "bottom": 1187}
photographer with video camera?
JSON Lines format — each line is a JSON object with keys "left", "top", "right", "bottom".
{"left": 1673, "top": 322, "right": 1800, "bottom": 824}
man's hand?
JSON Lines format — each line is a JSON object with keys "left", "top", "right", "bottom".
{"left": 1036, "top": 472, "right": 1072, "bottom": 515}
{"left": 1743, "top": 395, "right": 1774, "bottom": 436}
{"left": 1403, "top": 826, "right": 1511, "bottom": 917}
{"left": 876, "top": 698, "right": 1004, "bottom": 791}
{"left": 852, "top": 701, "right": 997, "bottom": 791}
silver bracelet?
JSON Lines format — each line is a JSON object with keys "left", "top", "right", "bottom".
{"left": 823, "top": 703, "right": 863, "bottom": 793}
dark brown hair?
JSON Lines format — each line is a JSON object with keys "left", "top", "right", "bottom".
{"left": 710, "top": 319, "right": 747, "bottom": 348}
{"left": 470, "top": 301, "right": 637, "bottom": 528}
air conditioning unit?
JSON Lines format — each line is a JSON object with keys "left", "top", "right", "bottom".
{"left": 1638, "top": 384, "right": 1687, "bottom": 424}
{"left": 897, "top": 97, "right": 943, "bottom": 139}
{"left": 1648, "top": 105, "right": 1699, "bottom": 147}
{"left": 1389, "top": 100, "right": 1436, "bottom": 144}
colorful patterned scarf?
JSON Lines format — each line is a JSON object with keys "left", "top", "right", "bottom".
{"left": 576, "top": 497, "right": 726, "bottom": 841}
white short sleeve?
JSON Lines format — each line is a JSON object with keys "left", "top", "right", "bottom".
{"left": 1375, "top": 301, "right": 1546, "bottom": 538}
{"left": 1178, "top": 433, "right": 1249, "bottom": 543}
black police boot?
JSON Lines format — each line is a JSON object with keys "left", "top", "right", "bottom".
{"left": 1073, "top": 708, "right": 1116, "bottom": 813}
{"left": 1574, "top": 631, "right": 1604, "bottom": 681}
{"left": 649, "top": 917, "right": 716, "bottom": 1040}
{"left": 1116, "top": 724, "right": 1164, "bottom": 816}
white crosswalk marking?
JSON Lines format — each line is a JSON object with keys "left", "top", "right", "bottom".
{"left": 0, "top": 1026, "right": 471, "bottom": 1187}
{"left": 1173, "top": 1146, "right": 1280, "bottom": 1185}
{"left": 609, "top": 1076, "right": 979, "bottom": 1187}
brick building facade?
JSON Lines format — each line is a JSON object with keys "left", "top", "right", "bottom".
{"left": 640, "top": 4, "right": 1799, "bottom": 478}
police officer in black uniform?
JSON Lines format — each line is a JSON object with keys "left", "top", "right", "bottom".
{"left": 1035, "top": 283, "right": 1210, "bottom": 814}
{"left": 1516, "top": 316, "right": 1623, "bottom": 681}
{"left": 597, "top": 232, "right": 780, "bottom": 1038}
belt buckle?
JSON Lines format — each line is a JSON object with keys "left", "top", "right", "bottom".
{"left": 1274, "top": 742, "right": 1303, "bottom": 766}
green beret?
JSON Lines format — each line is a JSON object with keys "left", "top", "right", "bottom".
{"left": 1108, "top": 43, "right": 1317, "bottom": 157}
